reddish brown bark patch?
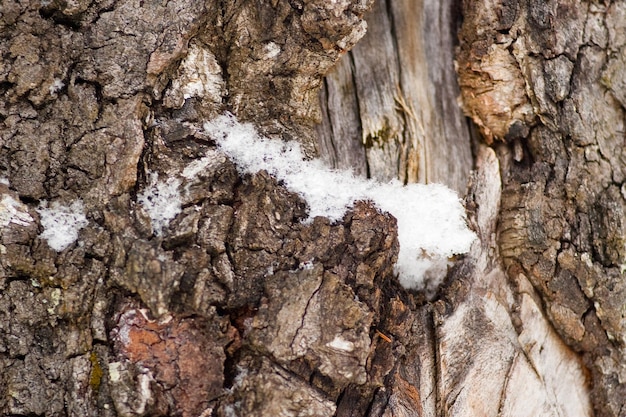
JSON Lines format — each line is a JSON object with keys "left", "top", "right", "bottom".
{"left": 110, "top": 303, "right": 231, "bottom": 417}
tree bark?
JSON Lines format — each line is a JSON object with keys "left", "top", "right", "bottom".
{"left": 456, "top": 1, "right": 626, "bottom": 416}
{"left": 0, "top": 1, "right": 624, "bottom": 417}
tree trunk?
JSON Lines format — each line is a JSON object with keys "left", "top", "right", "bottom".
{"left": 0, "top": 1, "right": 623, "bottom": 417}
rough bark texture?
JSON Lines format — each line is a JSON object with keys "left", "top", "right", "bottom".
{"left": 0, "top": 1, "right": 391, "bottom": 415}
{"left": 457, "top": 1, "right": 626, "bottom": 416}
{"left": 0, "top": 1, "right": 623, "bottom": 417}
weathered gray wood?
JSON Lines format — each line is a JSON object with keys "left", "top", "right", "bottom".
{"left": 317, "top": 58, "right": 369, "bottom": 177}
{"left": 316, "top": 0, "right": 474, "bottom": 194}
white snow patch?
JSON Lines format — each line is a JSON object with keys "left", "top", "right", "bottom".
{"left": 327, "top": 336, "right": 355, "bottom": 352}
{"left": 49, "top": 78, "right": 65, "bottom": 95}
{"left": 137, "top": 172, "right": 182, "bottom": 236}
{"left": 0, "top": 195, "right": 34, "bottom": 227}
{"left": 298, "top": 259, "right": 315, "bottom": 270}
{"left": 264, "top": 42, "right": 281, "bottom": 59}
{"left": 37, "top": 200, "right": 88, "bottom": 251}
{"left": 205, "top": 114, "right": 476, "bottom": 293}
{"left": 0, "top": 178, "right": 9, "bottom": 186}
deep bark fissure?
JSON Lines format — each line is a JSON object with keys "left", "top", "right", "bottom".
{"left": 321, "top": 78, "right": 339, "bottom": 159}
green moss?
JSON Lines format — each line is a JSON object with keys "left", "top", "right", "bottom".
{"left": 364, "top": 126, "right": 393, "bottom": 148}
{"left": 89, "top": 351, "right": 103, "bottom": 391}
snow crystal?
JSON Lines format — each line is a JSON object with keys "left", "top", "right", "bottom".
{"left": 137, "top": 172, "right": 182, "bottom": 236}
{"left": 204, "top": 113, "right": 476, "bottom": 293}
{"left": 298, "top": 260, "right": 315, "bottom": 270}
{"left": 264, "top": 42, "right": 281, "bottom": 59}
{"left": 37, "top": 200, "right": 88, "bottom": 251}
{"left": 49, "top": 78, "right": 64, "bottom": 95}
{"left": 326, "top": 336, "right": 355, "bottom": 352}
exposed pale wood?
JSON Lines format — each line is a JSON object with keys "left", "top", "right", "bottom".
{"left": 317, "top": 58, "right": 368, "bottom": 177}
{"left": 458, "top": 1, "right": 626, "bottom": 415}
{"left": 434, "top": 147, "right": 590, "bottom": 417}
{"left": 316, "top": 0, "right": 473, "bottom": 194}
